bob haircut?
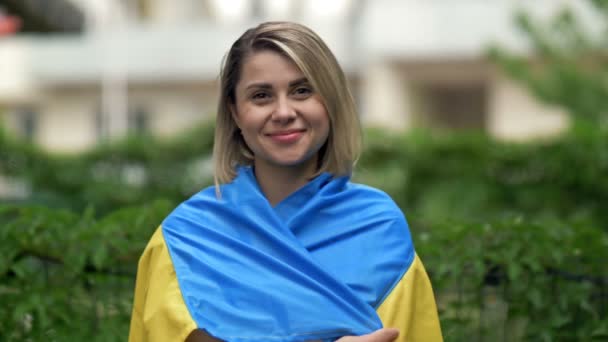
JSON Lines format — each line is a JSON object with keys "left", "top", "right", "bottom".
{"left": 213, "top": 21, "right": 362, "bottom": 185}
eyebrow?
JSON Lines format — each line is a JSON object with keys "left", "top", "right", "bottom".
{"left": 245, "top": 77, "right": 309, "bottom": 90}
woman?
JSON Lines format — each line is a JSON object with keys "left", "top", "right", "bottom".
{"left": 129, "top": 22, "right": 442, "bottom": 342}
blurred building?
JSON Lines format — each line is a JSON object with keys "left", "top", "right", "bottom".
{"left": 0, "top": 0, "right": 598, "bottom": 152}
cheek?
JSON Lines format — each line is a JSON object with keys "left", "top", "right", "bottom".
{"left": 307, "top": 100, "right": 329, "bottom": 127}
{"left": 317, "top": 111, "right": 331, "bottom": 140}
{"left": 320, "top": 124, "right": 330, "bottom": 146}
{"left": 237, "top": 113, "right": 264, "bottom": 147}
{"left": 234, "top": 107, "right": 259, "bottom": 130}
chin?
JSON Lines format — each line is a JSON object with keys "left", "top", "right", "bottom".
{"left": 274, "top": 160, "right": 307, "bottom": 167}
{"left": 267, "top": 154, "right": 303, "bottom": 164}
{"left": 259, "top": 150, "right": 319, "bottom": 169}
{"left": 269, "top": 156, "right": 312, "bottom": 168}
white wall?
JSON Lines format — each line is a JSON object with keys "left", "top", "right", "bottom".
{"left": 0, "top": 40, "right": 36, "bottom": 104}
{"left": 37, "top": 89, "right": 98, "bottom": 151}
{"left": 488, "top": 74, "right": 570, "bottom": 141}
{"left": 357, "top": 0, "right": 602, "bottom": 61}
{"left": 128, "top": 83, "right": 217, "bottom": 137}
{"left": 3, "top": 0, "right": 597, "bottom": 152}
{"left": 24, "top": 82, "right": 217, "bottom": 153}
{"left": 360, "top": 61, "right": 411, "bottom": 130}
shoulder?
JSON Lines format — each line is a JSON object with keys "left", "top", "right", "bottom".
{"left": 344, "top": 181, "right": 399, "bottom": 205}
{"left": 341, "top": 181, "right": 407, "bottom": 221}
{"left": 173, "top": 184, "right": 217, "bottom": 209}
{"left": 161, "top": 185, "right": 219, "bottom": 227}
{"left": 346, "top": 181, "right": 412, "bottom": 243}
{"left": 316, "top": 178, "right": 412, "bottom": 245}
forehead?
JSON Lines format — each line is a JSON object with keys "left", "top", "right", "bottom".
{"left": 238, "top": 50, "right": 305, "bottom": 86}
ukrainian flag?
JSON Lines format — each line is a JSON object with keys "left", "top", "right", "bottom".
{"left": 129, "top": 167, "right": 442, "bottom": 342}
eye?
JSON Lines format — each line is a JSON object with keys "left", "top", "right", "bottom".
{"left": 292, "top": 86, "right": 313, "bottom": 98}
{"left": 251, "top": 92, "right": 271, "bottom": 101}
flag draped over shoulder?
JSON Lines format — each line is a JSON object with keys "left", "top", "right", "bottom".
{"left": 129, "top": 167, "right": 442, "bottom": 342}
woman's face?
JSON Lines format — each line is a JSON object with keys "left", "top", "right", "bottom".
{"left": 231, "top": 50, "right": 330, "bottom": 173}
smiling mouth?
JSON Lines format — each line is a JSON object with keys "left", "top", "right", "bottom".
{"left": 267, "top": 129, "right": 306, "bottom": 143}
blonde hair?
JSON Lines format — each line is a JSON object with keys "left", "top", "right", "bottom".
{"left": 213, "top": 21, "right": 361, "bottom": 185}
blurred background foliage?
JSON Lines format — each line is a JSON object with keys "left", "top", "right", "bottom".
{"left": 2, "top": 124, "right": 607, "bottom": 341}
{"left": 1, "top": 1, "right": 608, "bottom": 341}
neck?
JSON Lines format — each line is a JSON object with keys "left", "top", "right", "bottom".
{"left": 253, "top": 159, "right": 318, "bottom": 207}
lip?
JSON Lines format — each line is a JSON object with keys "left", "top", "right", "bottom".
{"left": 266, "top": 129, "right": 306, "bottom": 143}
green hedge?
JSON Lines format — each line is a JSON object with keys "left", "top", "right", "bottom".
{"left": 1, "top": 123, "right": 607, "bottom": 340}
{"left": 0, "top": 201, "right": 171, "bottom": 341}
{"left": 357, "top": 128, "right": 608, "bottom": 231}
{"left": 0, "top": 122, "right": 215, "bottom": 213}
{"left": 417, "top": 218, "right": 608, "bottom": 341}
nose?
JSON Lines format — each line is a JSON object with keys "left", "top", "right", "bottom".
{"left": 271, "top": 96, "right": 296, "bottom": 123}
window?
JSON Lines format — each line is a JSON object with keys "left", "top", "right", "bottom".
{"left": 416, "top": 82, "right": 487, "bottom": 131}
{"left": 128, "top": 106, "right": 149, "bottom": 135}
{"left": 129, "top": 0, "right": 151, "bottom": 21}
{"left": 16, "top": 108, "right": 38, "bottom": 141}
